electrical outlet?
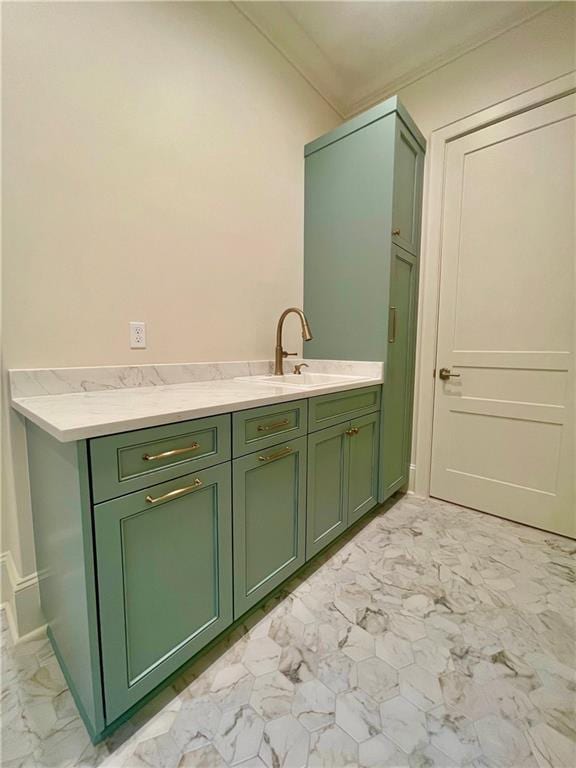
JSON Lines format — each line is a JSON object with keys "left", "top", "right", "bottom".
{"left": 129, "top": 321, "right": 146, "bottom": 349}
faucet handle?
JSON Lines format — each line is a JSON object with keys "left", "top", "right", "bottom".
{"left": 282, "top": 351, "right": 298, "bottom": 358}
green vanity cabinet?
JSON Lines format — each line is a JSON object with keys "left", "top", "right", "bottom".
{"left": 381, "top": 246, "right": 419, "bottom": 497}
{"left": 233, "top": 435, "right": 307, "bottom": 616}
{"left": 304, "top": 95, "right": 425, "bottom": 503}
{"left": 307, "top": 410, "right": 380, "bottom": 558}
{"left": 95, "top": 464, "right": 233, "bottom": 723}
{"left": 23, "top": 385, "right": 381, "bottom": 741}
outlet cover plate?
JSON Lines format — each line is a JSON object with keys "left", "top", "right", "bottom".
{"left": 129, "top": 321, "right": 146, "bottom": 349}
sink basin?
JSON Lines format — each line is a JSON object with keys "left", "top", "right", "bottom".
{"left": 236, "top": 373, "right": 368, "bottom": 389}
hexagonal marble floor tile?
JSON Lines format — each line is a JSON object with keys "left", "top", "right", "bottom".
{"left": 335, "top": 689, "right": 381, "bottom": 742}
{"left": 292, "top": 679, "right": 336, "bottom": 731}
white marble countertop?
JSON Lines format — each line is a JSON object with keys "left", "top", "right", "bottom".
{"left": 10, "top": 360, "right": 383, "bottom": 442}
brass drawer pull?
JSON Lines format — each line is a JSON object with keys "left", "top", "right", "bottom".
{"left": 145, "top": 478, "right": 203, "bottom": 504}
{"left": 142, "top": 442, "right": 200, "bottom": 461}
{"left": 388, "top": 306, "right": 397, "bottom": 344}
{"left": 258, "top": 446, "right": 293, "bottom": 462}
{"left": 257, "top": 419, "right": 290, "bottom": 432}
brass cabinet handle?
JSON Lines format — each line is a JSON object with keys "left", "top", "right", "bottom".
{"left": 345, "top": 427, "right": 359, "bottom": 436}
{"left": 388, "top": 306, "right": 397, "bottom": 344}
{"left": 257, "top": 419, "right": 290, "bottom": 433}
{"left": 142, "top": 442, "right": 200, "bottom": 461}
{"left": 145, "top": 478, "right": 203, "bottom": 504}
{"left": 439, "top": 367, "right": 461, "bottom": 380}
{"left": 258, "top": 446, "right": 293, "bottom": 462}
{"left": 392, "top": 228, "right": 401, "bottom": 236}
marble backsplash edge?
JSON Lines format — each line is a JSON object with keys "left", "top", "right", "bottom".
{"left": 10, "top": 359, "right": 384, "bottom": 398}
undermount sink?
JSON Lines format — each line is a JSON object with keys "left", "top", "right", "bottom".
{"left": 236, "top": 372, "right": 368, "bottom": 389}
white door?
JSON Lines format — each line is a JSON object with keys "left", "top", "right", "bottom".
{"left": 431, "top": 94, "right": 575, "bottom": 538}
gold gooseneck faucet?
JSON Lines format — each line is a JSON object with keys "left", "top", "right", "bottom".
{"left": 274, "top": 308, "right": 313, "bottom": 375}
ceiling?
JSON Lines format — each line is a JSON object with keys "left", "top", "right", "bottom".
{"left": 235, "top": 1, "right": 555, "bottom": 117}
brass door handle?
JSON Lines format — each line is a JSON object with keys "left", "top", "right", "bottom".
{"left": 258, "top": 446, "right": 293, "bottom": 462}
{"left": 257, "top": 419, "right": 290, "bottom": 432}
{"left": 439, "top": 368, "right": 461, "bottom": 380}
{"left": 388, "top": 306, "right": 397, "bottom": 343}
{"left": 145, "top": 478, "right": 203, "bottom": 504}
{"left": 392, "top": 229, "right": 401, "bottom": 236}
{"left": 143, "top": 442, "right": 200, "bottom": 461}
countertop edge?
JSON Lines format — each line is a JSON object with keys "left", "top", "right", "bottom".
{"left": 12, "top": 377, "right": 384, "bottom": 443}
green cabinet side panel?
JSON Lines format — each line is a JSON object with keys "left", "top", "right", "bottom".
{"left": 306, "top": 423, "right": 349, "bottom": 559}
{"left": 308, "top": 386, "right": 381, "bottom": 433}
{"left": 304, "top": 114, "right": 396, "bottom": 362}
{"left": 232, "top": 400, "right": 308, "bottom": 457}
{"left": 90, "top": 415, "right": 231, "bottom": 503}
{"left": 348, "top": 412, "right": 380, "bottom": 524}
{"left": 380, "top": 246, "right": 419, "bottom": 500}
{"left": 95, "top": 464, "right": 233, "bottom": 723}
{"left": 392, "top": 119, "right": 425, "bottom": 256}
{"left": 233, "top": 436, "right": 307, "bottom": 617}
{"left": 25, "top": 421, "right": 105, "bottom": 736}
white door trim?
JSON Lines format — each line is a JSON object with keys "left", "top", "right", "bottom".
{"left": 413, "top": 71, "right": 576, "bottom": 498}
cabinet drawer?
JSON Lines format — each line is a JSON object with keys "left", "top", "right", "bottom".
{"left": 232, "top": 400, "right": 307, "bottom": 457}
{"left": 308, "top": 386, "right": 381, "bottom": 432}
{"left": 90, "top": 415, "right": 231, "bottom": 503}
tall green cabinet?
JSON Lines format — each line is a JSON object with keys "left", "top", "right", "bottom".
{"left": 303, "top": 96, "right": 425, "bottom": 502}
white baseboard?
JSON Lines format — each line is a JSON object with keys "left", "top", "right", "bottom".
{"left": 408, "top": 463, "right": 416, "bottom": 494}
{"left": 0, "top": 551, "right": 45, "bottom": 642}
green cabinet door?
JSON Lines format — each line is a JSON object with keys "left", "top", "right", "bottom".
{"left": 306, "top": 423, "right": 349, "bottom": 559}
{"left": 233, "top": 437, "right": 307, "bottom": 617}
{"left": 304, "top": 114, "right": 396, "bottom": 362}
{"left": 392, "top": 119, "right": 424, "bottom": 256}
{"left": 348, "top": 411, "right": 380, "bottom": 525}
{"left": 95, "top": 464, "right": 232, "bottom": 724}
{"left": 380, "top": 245, "right": 418, "bottom": 501}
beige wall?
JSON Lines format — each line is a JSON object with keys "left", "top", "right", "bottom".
{"left": 1, "top": 1, "right": 338, "bottom": 588}
{"left": 396, "top": 3, "right": 576, "bottom": 137}
{"left": 2, "top": 0, "right": 575, "bottom": 630}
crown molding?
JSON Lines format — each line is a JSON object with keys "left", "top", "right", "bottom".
{"left": 234, "top": 2, "right": 556, "bottom": 120}
{"left": 233, "top": 1, "right": 347, "bottom": 117}
{"left": 345, "top": 3, "right": 554, "bottom": 117}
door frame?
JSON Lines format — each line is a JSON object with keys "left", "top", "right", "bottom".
{"left": 412, "top": 71, "right": 576, "bottom": 498}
